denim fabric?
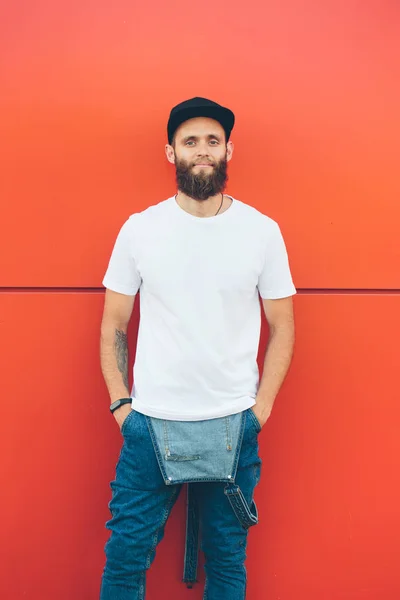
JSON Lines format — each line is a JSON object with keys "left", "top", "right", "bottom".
{"left": 99, "top": 408, "right": 262, "bottom": 600}
{"left": 148, "top": 411, "right": 244, "bottom": 484}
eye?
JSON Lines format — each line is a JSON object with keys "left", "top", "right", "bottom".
{"left": 209, "top": 140, "right": 219, "bottom": 145}
{"left": 185, "top": 140, "right": 195, "bottom": 146}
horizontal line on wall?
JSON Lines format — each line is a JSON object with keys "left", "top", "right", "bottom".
{"left": 0, "top": 287, "right": 399, "bottom": 295}
{"left": 0, "top": 287, "right": 106, "bottom": 293}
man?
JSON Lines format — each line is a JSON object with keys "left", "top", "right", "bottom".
{"left": 99, "top": 97, "right": 296, "bottom": 600}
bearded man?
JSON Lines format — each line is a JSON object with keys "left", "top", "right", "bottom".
{"left": 99, "top": 97, "right": 296, "bottom": 600}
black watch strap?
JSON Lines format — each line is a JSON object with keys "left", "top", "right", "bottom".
{"left": 109, "top": 398, "right": 132, "bottom": 414}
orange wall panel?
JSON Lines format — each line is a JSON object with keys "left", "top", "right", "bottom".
{"left": 1, "top": 1, "right": 399, "bottom": 288}
{"left": 1, "top": 1, "right": 399, "bottom": 598}
{"left": 0, "top": 292, "right": 399, "bottom": 599}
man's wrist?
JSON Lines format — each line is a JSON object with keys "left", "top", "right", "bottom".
{"left": 113, "top": 405, "right": 130, "bottom": 418}
{"left": 110, "top": 389, "right": 130, "bottom": 404}
{"left": 110, "top": 397, "right": 132, "bottom": 414}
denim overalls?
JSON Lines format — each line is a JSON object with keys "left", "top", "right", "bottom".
{"left": 147, "top": 409, "right": 260, "bottom": 586}
{"left": 100, "top": 407, "right": 262, "bottom": 599}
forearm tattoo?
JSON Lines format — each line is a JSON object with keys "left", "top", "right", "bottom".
{"left": 114, "top": 329, "right": 129, "bottom": 391}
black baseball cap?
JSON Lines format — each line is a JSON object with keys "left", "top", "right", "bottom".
{"left": 167, "top": 97, "right": 235, "bottom": 144}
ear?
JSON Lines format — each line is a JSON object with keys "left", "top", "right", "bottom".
{"left": 226, "top": 140, "right": 234, "bottom": 162}
{"left": 165, "top": 144, "right": 176, "bottom": 164}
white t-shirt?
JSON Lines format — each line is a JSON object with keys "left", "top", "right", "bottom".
{"left": 103, "top": 195, "right": 296, "bottom": 421}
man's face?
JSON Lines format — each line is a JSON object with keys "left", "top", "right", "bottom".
{"left": 166, "top": 117, "right": 234, "bottom": 201}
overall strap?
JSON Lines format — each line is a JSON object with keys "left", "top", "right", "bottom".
{"left": 183, "top": 483, "right": 200, "bottom": 588}
{"left": 224, "top": 482, "right": 259, "bottom": 528}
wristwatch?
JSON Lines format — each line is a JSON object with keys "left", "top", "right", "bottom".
{"left": 109, "top": 398, "right": 132, "bottom": 414}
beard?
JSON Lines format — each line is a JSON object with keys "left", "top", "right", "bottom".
{"left": 175, "top": 155, "right": 228, "bottom": 201}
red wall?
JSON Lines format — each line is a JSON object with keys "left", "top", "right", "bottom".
{"left": 1, "top": 1, "right": 399, "bottom": 598}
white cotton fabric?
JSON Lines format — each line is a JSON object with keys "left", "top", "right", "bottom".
{"left": 103, "top": 195, "right": 296, "bottom": 421}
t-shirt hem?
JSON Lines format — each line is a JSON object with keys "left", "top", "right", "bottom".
{"left": 131, "top": 397, "right": 256, "bottom": 421}
{"left": 259, "top": 286, "right": 297, "bottom": 299}
{"left": 102, "top": 277, "right": 139, "bottom": 296}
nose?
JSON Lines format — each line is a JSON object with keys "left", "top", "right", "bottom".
{"left": 195, "top": 140, "right": 211, "bottom": 156}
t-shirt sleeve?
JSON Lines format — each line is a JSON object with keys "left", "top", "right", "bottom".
{"left": 102, "top": 218, "right": 142, "bottom": 295}
{"left": 257, "top": 221, "right": 297, "bottom": 299}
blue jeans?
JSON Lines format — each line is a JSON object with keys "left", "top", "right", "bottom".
{"left": 99, "top": 408, "right": 262, "bottom": 599}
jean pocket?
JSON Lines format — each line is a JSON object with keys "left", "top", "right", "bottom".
{"left": 120, "top": 409, "right": 136, "bottom": 436}
{"left": 248, "top": 408, "right": 262, "bottom": 434}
